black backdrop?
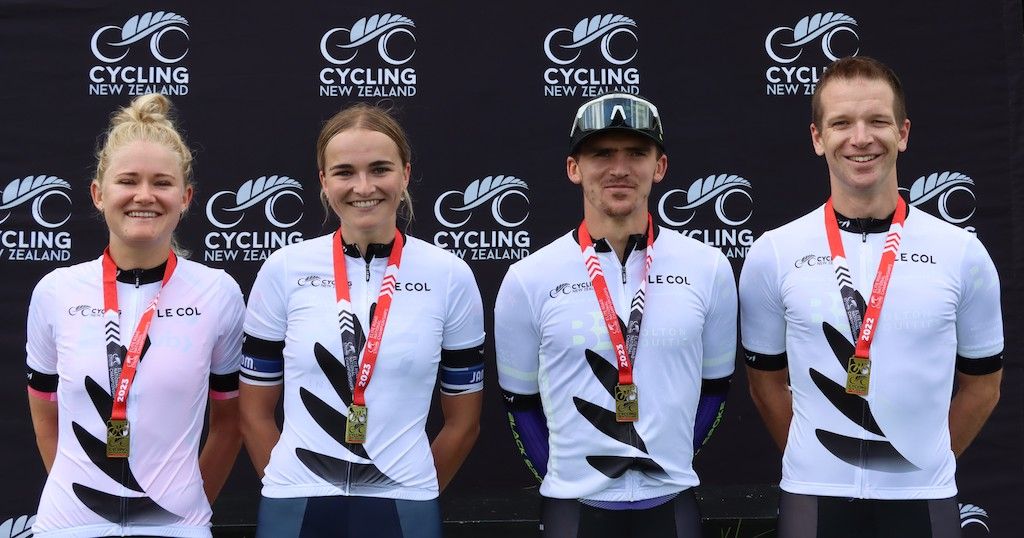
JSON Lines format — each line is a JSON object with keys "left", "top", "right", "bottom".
{"left": 1, "top": 1, "right": 1022, "bottom": 535}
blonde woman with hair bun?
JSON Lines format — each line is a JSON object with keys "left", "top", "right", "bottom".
{"left": 26, "top": 94, "right": 245, "bottom": 538}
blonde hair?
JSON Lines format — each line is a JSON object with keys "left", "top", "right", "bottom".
{"left": 94, "top": 94, "right": 194, "bottom": 257}
{"left": 316, "top": 103, "right": 414, "bottom": 226}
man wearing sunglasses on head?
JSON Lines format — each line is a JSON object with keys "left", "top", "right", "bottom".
{"left": 495, "top": 93, "right": 737, "bottom": 537}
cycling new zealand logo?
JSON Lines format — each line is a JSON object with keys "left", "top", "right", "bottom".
{"left": 319, "top": 13, "right": 417, "bottom": 97}
{"left": 543, "top": 14, "right": 641, "bottom": 97}
{"left": 203, "top": 175, "right": 305, "bottom": 263}
{"left": 89, "top": 11, "right": 190, "bottom": 96}
{"left": 657, "top": 174, "right": 754, "bottom": 259}
{"left": 764, "top": 12, "right": 859, "bottom": 96}
{"left": 433, "top": 175, "right": 531, "bottom": 261}
{"left": 902, "top": 171, "right": 978, "bottom": 234}
{"left": 0, "top": 175, "right": 73, "bottom": 262}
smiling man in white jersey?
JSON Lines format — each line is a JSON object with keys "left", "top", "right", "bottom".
{"left": 740, "top": 56, "right": 1004, "bottom": 537}
{"left": 495, "top": 93, "right": 737, "bottom": 537}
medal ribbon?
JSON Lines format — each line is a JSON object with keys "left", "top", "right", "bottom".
{"left": 103, "top": 248, "right": 177, "bottom": 422}
{"left": 577, "top": 214, "right": 655, "bottom": 385}
{"left": 332, "top": 229, "right": 403, "bottom": 407}
{"left": 824, "top": 197, "right": 906, "bottom": 359}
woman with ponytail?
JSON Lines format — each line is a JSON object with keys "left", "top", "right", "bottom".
{"left": 25, "top": 94, "right": 245, "bottom": 538}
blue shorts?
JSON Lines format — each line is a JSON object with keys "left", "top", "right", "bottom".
{"left": 255, "top": 494, "right": 442, "bottom": 538}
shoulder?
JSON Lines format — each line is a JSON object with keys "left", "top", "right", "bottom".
{"left": 33, "top": 256, "right": 101, "bottom": 293}
{"left": 653, "top": 226, "right": 726, "bottom": 261}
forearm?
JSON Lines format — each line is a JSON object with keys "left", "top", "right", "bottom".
{"left": 949, "top": 370, "right": 1002, "bottom": 457}
{"left": 29, "top": 395, "right": 58, "bottom": 473}
{"left": 240, "top": 417, "right": 280, "bottom": 479}
{"left": 430, "top": 421, "right": 480, "bottom": 492}
{"left": 199, "top": 429, "right": 242, "bottom": 502}
{"left": 747, "top": 368, "right": 793, "bottom": 452}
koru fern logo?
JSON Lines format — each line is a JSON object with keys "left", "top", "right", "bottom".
{"left": 544, "top": 14, "right": 638, "bottom": 65}
{"left": 318, "top": 13, "right": 417, "bottom": 98}
{"left": 297, "top": 305, "right": 403, "bottom": 488}
{"left": 959, "top": 503, "right": 990, "bottom": 532}
{"left": 433, "top": 175, "right": 531, "bottom": 261}
{"left": 657, "top": 174, "right": 755, "bottom": 259}
{"left": 88, "top": 12, "right": 190, "bottom": 96}
{"left": 203, "top": 175, "right": 304, "bottom": 263}
{"left": 91, "top": 12, "right": 189, "bottom": 63}
{"left": 814, "top": 312, "right": 919, "bottom": 472}
{"left": 574, "top": 322, "right": 667, "bottom": 479}
{"left": 765, "top": 12, "right": 859, "bottom": 64}
{"left": 0, "top": 176, "right": 72, "bottom": 229}
{"left": 0, "top": 515, "right": 35, "bottom": 538}
{"left": 903, "top": 171, "right": 977, "bottom": 230}
{"left": 320, "top": 14, "right": 416, "bottom": 66}
{"left": 542, "top": 14, "right": 641, "bottom": 97}
{"left": 0, "top": 175, "right": 73, "bottom": 262}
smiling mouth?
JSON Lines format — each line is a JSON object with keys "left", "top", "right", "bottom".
{"left": 126, "top": 211, "right": 159, "bottom": 218}
{"left": 350, "top": 200, "right": 382, "bottom": 208}
{"left": 846, "top": 155, "right": 880, "bottom": 163}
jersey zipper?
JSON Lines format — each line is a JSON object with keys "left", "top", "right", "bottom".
{"left": 856, "top": 237, "right": 872, "bottom": 497}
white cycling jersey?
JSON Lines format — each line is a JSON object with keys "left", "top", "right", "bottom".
{"left": 495, "top": 227, "right": 737, "bottom": 501}
{"left": 26, "top": 256, "right": 244, "bottom": 538}
{"left": 740, "top": 205, "right": 1004, "bottom": 500}
{"left": 242, "top": 233, "right": 485, "bottom": 501}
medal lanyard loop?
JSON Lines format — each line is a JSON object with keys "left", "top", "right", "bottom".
{"left": 102, "top": 248, "right": 177, "bottom": 422}
{"left": 332, "top": 229, "right": 404, "bottom": 407}
{"left": 824, "top": 197, "right": 906, "bottom": 359}
{"left": 576, "top": 214, "right": 654, "bottom": 386}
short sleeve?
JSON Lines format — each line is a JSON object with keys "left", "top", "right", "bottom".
{"left": 244, "top": 250, "right": 289, "bottom": 342}
{"left": 701, "top": 251, "right": 738, "bottom": 380}
{"left": 955, "top": 236, "right": 1003, "bottom": 359}
{"left": 494, "top": 266, "right": 541, "bottom": 395}
{"left": 26, "top": 273, "right": 58, "bottom": 375}
{"left": 211, "top": 272, "right": 245, "bottom": 377}
{"left": 441, "top": 258, "right": 485, "bottom": 350}
{"left": 739, "top": 233, "right": 787, "bottom": 356}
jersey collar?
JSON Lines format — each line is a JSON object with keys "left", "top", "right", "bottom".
{"left": 834, "top": 205, "right": 912, "bottom": 235}
{"left": 571, "top": 225, "right": 660, "bottom": 253}
{"left": 115, "top": 262, "right": 168, "bottom": 285}
{"left": 340, "top": 231, "right": 407, "bottom": 261}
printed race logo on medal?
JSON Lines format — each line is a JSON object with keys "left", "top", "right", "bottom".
{"left": 845, "top": 356, "right": 871, "bottom": 396}
{"left": 345, "top": 404, "right": 368, "bottom": 444}
{"left": 106, "top": 419, "right": 130, "bottom": 458}
{"left": 615, "top": 383, "right": 639, "bottom": 422}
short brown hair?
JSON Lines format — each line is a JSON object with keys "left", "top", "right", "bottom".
{"left": 811, "top": 56, "right": 906, "bottom": 129}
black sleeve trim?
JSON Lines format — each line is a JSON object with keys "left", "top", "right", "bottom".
{"left": 502, "top": 389, "right": 542, "bottom": 411}
{"left": 27, "top": 367, "right": 58, "bottom": 393}
{"left": 210, "top": 371, "right": 240, "bottom": 393}
{"left": 743, "top": 347, "right": 788, "bottom": 371}
{"left": 956, "top": 352, "right": 1003, "bottom": 375}
{"left": 242, "top": 333, "right": 285, "bottom": 359}
{"left": 441, "top": 345, "right": 485, "bottom": 368}
{"left": 701, "top": 375, "right": 732, "bottom": 396}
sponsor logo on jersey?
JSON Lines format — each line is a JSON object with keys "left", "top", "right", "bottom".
{"left": 542, "top": 14, "right": 641, "bottom": 97}
{"left": 203, "top": 175, "right": 304, "bottom": 263}
{"left": 657, "top": 174, "right": 755, "bottom": 259}
{"left": 959, "top": 503, "right": 990, "bottom": 532}
{"left": 433, "top": 175, "right": 531, "bottom": 262}
{"left": 154, "top": 306, "right": 202, "bottom": 318}
{"left": 794, "top": 254, "right": 832, "bottom": 268}
{"left": 319, "top": 13, "right": 417, "bottom": 98}
{"left": 902, "top": 171, "right": 977, "bottom": 234}
{"left": 764, "top": 12, "right": 859, "bottom": 96}
{"left": 297, "top": 275, "right": 338, "bottom": 288}
{"left": 88, "top": 11, "right": 190, "bottom": 96}
{"left": 0, "top": 175, "right": 73, "bottom": 262}
{"left": 646, "top": 274, "right": 691, "bottom": 285}
{"left": 549, "top": 281, "right": 594, "bottom": 298}
{"left": 68, "top": 305, "right": 105, "bottom": 317}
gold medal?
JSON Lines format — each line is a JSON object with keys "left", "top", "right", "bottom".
{"left": 845, "top": 356, "right": 871, "bottom": 396}
{"left": 345, "top": 404, "right": 368, "bottom": 444}
{"left": 106, "top": 419, "right": 130, "bottom": 458}
{"left": 614, "top": 383, "right": 639, "bottom": 422}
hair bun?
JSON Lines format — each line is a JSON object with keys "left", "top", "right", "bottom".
{"left": 112, "top": 93, "right": 173, "bottom": 128}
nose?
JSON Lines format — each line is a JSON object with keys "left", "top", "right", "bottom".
{"left": 133, "top": 182, "right": 155, "bottom": 203}
{"left": 850, "top": 121, "right": 872, "bottom": 146}
{"left": 352, "top": 172, "right": 375, "bottom": 195}
{"left": 608, "top": 152, "right": 630, "bottom": 178}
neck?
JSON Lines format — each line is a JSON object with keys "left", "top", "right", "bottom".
{"left": 583, "top": 209, "right": 648, "bottom": 260}
{"left": 829, "top": 183, "right": 899, "bottom": 219}
{"left": 342, "top": 223, "right": 396, "bottom": 255}
{"left": 107, "top": 239, "right": 171, "bottom": 269}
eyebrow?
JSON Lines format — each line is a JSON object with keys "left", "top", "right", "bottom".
{"left": 328, "top": 159, "right": 397, "bottom": 171}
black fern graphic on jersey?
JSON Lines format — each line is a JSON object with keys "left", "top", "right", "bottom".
{"left": 573, "top": 343, "right": 666, "bottom": 480}
{"left": 298, "top": 302, "right": 401, "bottom": 488}
{"left": 814, "top": 319, "right": 919, "bottom": 472}
{"left": 73, "top": 338, "right": 181, "bottom": 525}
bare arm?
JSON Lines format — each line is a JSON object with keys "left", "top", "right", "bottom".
{"left": 430, "top": 391, "right": 482, "bottom": 492}
{"left": 747, "top": 367, "right": 792, "bottom": 452}
{"left": 949, "top": 369, "right": 1001, "bottom": 457}
{"left": 28, "top": 395, "right": 58, "bottom": 473}
{"left": 238, "top": 383, "right": 282, "bottom": 479}
{"left": 199, "top": 397, "right": 243, "bottom": 503}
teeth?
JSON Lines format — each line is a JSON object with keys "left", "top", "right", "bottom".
{"left": 849, "top": 155, "right": 877, "bottom": 162}
{"left": 351, "top": 200, "right": 380, "bottom": 208}
{"left": 127, "top": 211, "right": 158, "bottom": 218}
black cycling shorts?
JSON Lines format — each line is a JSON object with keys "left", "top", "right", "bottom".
{"left": 777, "top": 491, "right": 961, "bottom": 538}
{"left": 255, "top": 494, "right": 442, "bottom": 538}
{"left": 540, "top": 490, "right": 702, "bottom": 538}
